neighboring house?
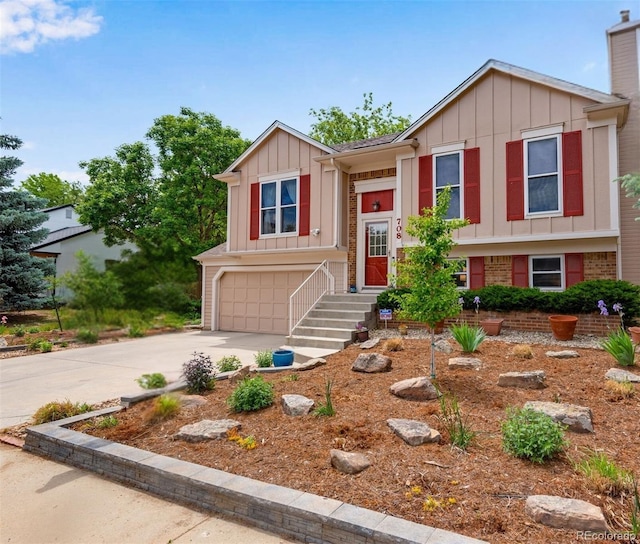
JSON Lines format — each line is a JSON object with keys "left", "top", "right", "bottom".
{"left": 196, "top": 11, "right": 639, "bottom": 336}
{"left": 30, "top": 204, "right": 136, "bottom": 300}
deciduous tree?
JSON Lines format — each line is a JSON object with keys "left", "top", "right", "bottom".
{"left": 20, "top": 172, "right": 84, "bottom": 207}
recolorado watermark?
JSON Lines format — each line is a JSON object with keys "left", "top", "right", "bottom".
{"left": 576, "top": 532, "right": 637, "bottom": 541}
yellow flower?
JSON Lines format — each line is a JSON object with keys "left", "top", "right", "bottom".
{"left": 448, "top": 497, "right": 457, "bottom": 505}
{"left": 411, "top": 485, "right": 422, "bottom": 495}
{"left": 450, "top": 480, "right": 459, "bottom": 485}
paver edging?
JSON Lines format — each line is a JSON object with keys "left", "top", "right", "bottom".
{"left": 23, "top": 411, "right": 487, "bottom": 544}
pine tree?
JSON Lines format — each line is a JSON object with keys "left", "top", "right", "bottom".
{"left": 0, "top": 132, "right": 54, "bottom": 310}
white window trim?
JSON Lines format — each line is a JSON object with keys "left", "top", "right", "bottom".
{"left": 259, "top": 176, "right": 299, "bottom": 238}
{"left": 430, "top": 141, "right": 465, "bottom": 155}
{"left": 529, "top": 255, "right": 564, "bottom": 291}
{"left": 449, "top": 257, "right": 469, "bottom": 290}
{"left": 523, "top": 134, "right": 563, "bottom": 218}
{"left": 521, "top": 124, "right": 563, "bottom": 140}
{"left": 433, "top": 150, "right": 464, "bottom": 220}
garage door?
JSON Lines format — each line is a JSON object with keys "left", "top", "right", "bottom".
{"left": 218, "top": 271, "right": 308, "bottom": 334}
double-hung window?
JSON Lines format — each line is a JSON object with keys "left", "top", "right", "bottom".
{"left": 434, "top": 151, "right": 462, "bottom": 220}
{"left": 530, "top": 255, "right": 563, "bottom": 290}
{"left": 260, "top": 177, "right": 298, "bottom": 235}
{"left": 449, "top": 258, "right": 468, "bottom": 289}
{"left": 525, "top": 135, "right": 561, "bottom": 215}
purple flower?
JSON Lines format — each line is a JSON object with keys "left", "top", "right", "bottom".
{"left": 0, "top": 315, "right": 7, "bottom": 325}
{"left": 613, "top": 302, "right": 623, "bottom": 313}
{"left": 473, "top": 296, "right": 481, "bottom": 305}
{"left": 458, "top": 297, "right": 464, "bottom": 306}
{"left": 597, "top": 300, "right": 606, "bottom": 309}
{"left": 600, "top": 307, "right": 609, "bottom": 316}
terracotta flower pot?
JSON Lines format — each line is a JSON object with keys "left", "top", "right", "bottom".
{"left": 629, "top": 326, "right": 640, "bottom": 344}
{"left": 480, "top": 318, "right": 504, "bottom": 336}
{"left": 428, "top": 320, "right": 445, "bottom": 334}
{"left": 356, "top": 330, "right": 369, "bottom": 342}
{"left": 548, "top": 315, "right": 578, "bottom": 341}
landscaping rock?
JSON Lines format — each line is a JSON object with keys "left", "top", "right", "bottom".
{"left": 448, "top": 357, "right": 482, "bottom": 370}
{"left": 0, "top": 337, "right": 7, "bottom": 348}
{"left": 360, "top": 338, "right": 380, "bottom": 349}
{"left": 387, "top": 418, "right": 441, "bottom": 446}
{"left": 524, "top": 401, "right": 593, "bottom": 433}
{"left": 605, "top": 368, "right": 640, "bottom": 383}
{"left": 179, "top": 395, "right": 208, "bottom": 409}
{"left": 546, "top": 350, "right": 580, "bottom": 359}
{"left": 330, "top": 449, "right": 371, "bottom": 474}
{"left": 281, "top": 394, "right": 314, "bottom": 416}
{"left": 525, "top": 495, "right": 607, "bottom": 532}
{"left": 498, "top": 371, "right": 546, "bottom": 389}
{"left": 295, "top": 358, "right": 326, "bottom": 371}
{"left": 389, "top": 377, "right": 439, "bottom": 401}
{"left": 352, "top": 353, "right": 392, "bottom": 373}
{"left": 174, "top": 419, "right": 241, "bottom": 442}
{"left": 229, "top": 365, "right": 252, "bottom": 384}
{"left": 434, "top": 339, "right": 453, "bottom": 354}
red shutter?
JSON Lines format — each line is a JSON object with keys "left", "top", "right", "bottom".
{"left": 562, "top": 131, "right": 583, "bottom": 217}
{"left": 418, "top": 154, "right": 433, "bottom": 215}
{"left": 512, "top": 255, "right": 529, "bottom": 287}
{"left": 299, "top": 174, "right": 310, "bottom": 236}
{"left": 249, "top": 182, "right": 260, "bottom": 240}
{"left": 464, "top": 147, "right": 481, "bottom": 224}
{"left": 468, "top": 256, "right": 485, "bottom": 289}
{"left": 565, "top": 253, "right": 584, "bottom": 287}
{"left": 506, "top": 140, "right": 524, "bottom": 221}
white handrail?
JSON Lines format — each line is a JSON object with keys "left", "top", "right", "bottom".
{"left": 288, "top": 261, "right": 347, "bottom": 335}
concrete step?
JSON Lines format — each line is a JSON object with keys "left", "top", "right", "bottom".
{"left": 322, "top": 293, "right": 379, "bottom": 304}
{"left": 308, "top": 309, "right": 373, "bottom": 320}
{"left": 286, "top": 335, "right": 351, "bottom": 350}
{"left": 288, "top": 346, "right": 339, "bottom": 362}
{"left": 314, "top": 301, "right": 375, "bottom": 312}
{"left": 299, "top": 317, "right": 360, "bottom": 329}
{"left": 293, "top": 326, "right": 354, "bottom": 340}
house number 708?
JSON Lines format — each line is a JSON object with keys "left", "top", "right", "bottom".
{"left": 396, "top": 218, "right": 402, "bottom": 239}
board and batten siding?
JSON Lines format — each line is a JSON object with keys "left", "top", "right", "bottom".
{"left": 227, "top": 129, "right": 334, "bottom": 253}
{"left": 401, "top": 70, "right": 614, "bottom": 243}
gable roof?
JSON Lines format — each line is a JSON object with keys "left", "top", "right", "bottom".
{"left": 331, "top": 132, "right": 401, "bottom": 152}
{"left": 30, "top": 225, "right": 93, "bottom": 250}
{"left": 42, "top": 204, "right": 74, "bottom": 213}
{"left": 220, "top": 121, "right": 335, "bottom": 177}
{"left": 394, "top": 59, "right": 621, "bottom": 141}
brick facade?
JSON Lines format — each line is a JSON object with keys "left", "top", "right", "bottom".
{"left": 484, "top": 256, "right": 512, "bottom": 285}
{"left": 584, "top": 252, "right": 617, "bottom": 281}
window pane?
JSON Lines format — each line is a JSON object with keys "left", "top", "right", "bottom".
{"left": 368, "top": 223, "right": 387, "bottom": 257}
{"left": 437, "top": 186, "right": 460, "bottom": 219}
{"left": 261, "top": 182, "right": 276, "bottom": 208}
{"left": 528, "top": 138, "right": 557, "bottom": 176}
{"left": 532, "top": 273, "right": 562, "bottom": 288}
{"left": 261, "top": 209, "right": 275, "bottom": 234}
{"left": 281, "top": 206, "right": 297, "bottom": 233}
{"left": 281, "top": 179, "right": 297, "bottom": 206}
{"left": 435, "top": 154, "right": 460, "bottom": 187}
{"left": 532, "top": 257, "right": 561, "bottom": 272}
{"left": 528, "top": 175, "right": 559, "bottom": 213}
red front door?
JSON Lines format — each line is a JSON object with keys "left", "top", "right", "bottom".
{"left": 365, "top": 221, "right": 388, "bottom": 286}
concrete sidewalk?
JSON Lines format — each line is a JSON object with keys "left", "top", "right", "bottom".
{"left": 0, "top": 330, "right": 286, "bottom": 429}
{"left": 0, "top": 442, "right": 294, "bottom": 544}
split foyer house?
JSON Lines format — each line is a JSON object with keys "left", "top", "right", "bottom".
{"left": 196, "top": 11, "right": 639, "bottom": 339}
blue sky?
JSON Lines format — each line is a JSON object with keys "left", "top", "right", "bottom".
{"left": 0, "top": 0, "right": 633, "bottom": 184}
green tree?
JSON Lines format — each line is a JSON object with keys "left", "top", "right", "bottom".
{"left": 20, "top": 172, "right": 84, "bottom": 207}
{"left": 60, "top": 251, "right": 124, "bottom": 321}
{"left": 309, "top": 92, "right": 411, "bottom": 145}
{"left": 78, "top": 108, "right": 250, "bottom": 261}
{"left": 615, "top": 173, "right": 640, "bottom": 220}
{"left": 392, "top": 188, "right": 468, "bottom": 378}
{"left": 0, "top": 133, "right": 54, "bottom": 311}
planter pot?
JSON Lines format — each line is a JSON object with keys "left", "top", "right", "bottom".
{"left": 356, "top": 330, "right": 369, "bottom": 342}
{"left": 548, "top": 315, "right": 578, "bottom": 341}
{"left": 398, "top": 325, "right": 408, "bottom": 336}
{"left": 480, "top": 318, "right": 504, "bottom": 336}
{"left": 629, "top": 326, "right": 640, "bottom": 344}
{"left": 272, "top": 349, "right": 294, "bottom": 367}
{"left": 430, "top": 320, "right": 445, "bottom": 334}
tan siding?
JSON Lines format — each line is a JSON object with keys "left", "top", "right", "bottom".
{"left": 530, "top": 85, "right": 551, "bottom": 127}
{"left": 202, "top": 265, "right": 221, "bottom": 330}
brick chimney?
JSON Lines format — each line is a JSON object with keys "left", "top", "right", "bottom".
{"left": 607, "top": 10, "right": 640, "bottom": 283}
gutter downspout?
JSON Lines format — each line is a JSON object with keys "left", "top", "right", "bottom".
{"left": 331, "top": 158, "right": 341, "bottom": 249}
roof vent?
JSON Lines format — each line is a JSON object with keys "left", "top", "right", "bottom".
{"left": 620, "top": 10, "right": 630, "bottom": 22}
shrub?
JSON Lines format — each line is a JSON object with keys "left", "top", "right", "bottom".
{"left": 127, "top": 325, "right": 145, "bottom": 338}
{"left": 511, "top": 344, "right": 533, "bottom": 359}
{"left": 254, "top": 350, "right": 273, "bottom": 368}
{"left": 601, "top": 328, "right": 636, "bottom": 367}
{"left": 39, "top": 340, "right": 53, "bottom": 353}
{"left": 313, "top": 377, "right": 336, "bottom": 417}
{"left": 136, "top": 373, "right": 167, "bottom": 389}
{"left": 604, "top": 379, "right": 635, "bottom": 400}
{"left": 383, "top": 338, "right": 404, "bottom": 352}
{"left": 377, "top": 288, "right": 411, "bottom": 311}
{"left": 76, "top": 329, "right": 99, "bottom": 344}
{"left": 575, "top": 450, "right": 633, "bottom": 496}
{"left": 227, "top": 376, "right": 274, "bottom": 412}
{"left": 216, "top": 355, "right": 242, "bottom": 373}
{"left": 28, "top": 338, "right": 44, "bottom": 351}
{"left": 28, "top": 326, "right": 40, "bottom": 334}
{"left": 150, "top": 394, "right": 181, "bottom": 421}
{"left": 182, "top": 352, "right": 216, "bottom": 394}
{"left": 33, "top": 400, "right": 93, "bottom": 424}
{"left": 502, "top": 407, "right": 567, "bottom": 463}
{"left": 97, "top": 415, "right": 118, "bottom": 429}
{"left": 13, "top": 325, "right": 26, "bottom": 337}
{"left": 450, "top": 323, "right": 486, "bottom": 353}
{"left": 437, "top": 390, "right": 476, "bottom": 450}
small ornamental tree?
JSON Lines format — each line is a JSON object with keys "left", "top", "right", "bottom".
{"left": 615, "top": 173, "right": 640, "bottom": 221}
{"left": 392, "top": 187, "right": 469, "bottom": 378}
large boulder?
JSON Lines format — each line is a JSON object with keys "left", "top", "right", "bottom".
{"left": 389, "top": 377, "right": 439, "bottom": 401}
{"left": 605, "top": 368, "right": 640, "bottom": 383}
{"left": 352, "top": 353, "right": 392, "bottom": 373}
{"left": 498, "top": 371, "right": 546, "bottom": 389}
{"left": 525, "top": 495, "right": 607, "bottom": 532}
{"left": 524, "top": 401, "right": 593, "bottom": 433}
{"left": 546, "top": 350, "right": 580, "bottom": 359}
{"left": 448, "top": 357, "right": 482, "bottom": 370}
{"left": 281, "top": 394, "right": 314, "bottom": 416}
{"left": 387, "top": 419, "right": 441, "bottom": 446}
{"left": 174, "top": 419, "right": 241, "bottom": 442}
{"left": 330, "top": 449, "right": 371, "bottom": 474}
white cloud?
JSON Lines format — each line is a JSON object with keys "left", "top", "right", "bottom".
{"left": 0, "top": 0, "right": 102, "bottom": 54}
{"left": 582, "top": 61, "right": 597, "bottom": 72}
